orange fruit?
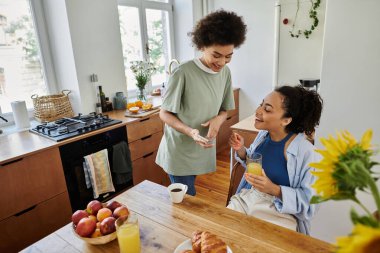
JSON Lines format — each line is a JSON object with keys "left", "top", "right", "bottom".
{"left": 142, "top": 103, "right": 153, "bottom": 110}
{"left": 128, "top": 107, "right": 139, "bottom": 113}
{"left": 135, "top": 100, "right": 143, "bottom": 108}
{"left": 126, "top": 102, "right": 136, "bottom": 109}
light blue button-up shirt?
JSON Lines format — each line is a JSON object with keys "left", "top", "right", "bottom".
{"left": 234, "top": 130, "right": 320, "bottom": 235}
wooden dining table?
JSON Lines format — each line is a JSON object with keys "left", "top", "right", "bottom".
{"left": 22, "top": 180, "right": 333, "bottom": 253}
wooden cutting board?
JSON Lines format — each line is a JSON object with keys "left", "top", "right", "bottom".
{"left": 125, "top": 107, "right": 160, "bottom": 118}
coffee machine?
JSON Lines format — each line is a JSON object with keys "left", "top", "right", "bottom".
{"left": 300, "top": 79, "right": 320, "bottom": 92}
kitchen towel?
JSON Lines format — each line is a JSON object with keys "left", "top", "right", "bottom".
{"left": 11, "top": 100, "right": 30, "bottom": 129}
{"left": 84, "top": 149, "right": 115, "bottom": 198}
{"left": 112, "top": 141, "right": 132, "bottom": 185}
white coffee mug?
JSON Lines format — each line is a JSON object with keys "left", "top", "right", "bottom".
{"left": 167, "top": 183, "right": 188, "bottom": 203}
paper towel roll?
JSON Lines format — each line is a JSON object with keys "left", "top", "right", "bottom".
{"left": 11, "top": 101, "right": 30, "bottom": 129}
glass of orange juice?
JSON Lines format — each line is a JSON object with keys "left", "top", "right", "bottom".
{"left": 246, "top": 153, "right": 262, "bottom": 176}
{"left": 116, "top": 213, "right": 141, "bottom": 253}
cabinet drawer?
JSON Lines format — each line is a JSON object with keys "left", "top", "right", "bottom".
{"left": 217, "top": 115, "right": 239, "bottom": 151}
{"left": 227, "top": 89, "right": 239, "bottom": 117}
{"left": 0, "top": 192, "right": 71, "bottom": 253}
{"left": 132, "top": 150, "right": 170, "bottom": 186}
{"left": 0, "top": 147, "right": 67, "bottom": 221}
{"left": 127, "top": 114, "right": 163, "bottom": 143}
{"left": 129, "top": 131, "right": 163, "bottom": 161}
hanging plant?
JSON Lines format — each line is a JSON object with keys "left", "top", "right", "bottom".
{"left": 289, "top": 0, "right": 321, "bottom": 39}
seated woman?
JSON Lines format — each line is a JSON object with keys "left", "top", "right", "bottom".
{"left": 227, "top": 85, "right": 323, "bottom": 235}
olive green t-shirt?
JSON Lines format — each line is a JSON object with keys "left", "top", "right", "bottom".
{"left": 155, "top": 60, "right": 235, "bottom": 176}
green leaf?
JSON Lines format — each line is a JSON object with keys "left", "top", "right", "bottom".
{"left": 310, "top": 195, "right": 328, "bottom": 204}
{"left": 350, "top": 208, "right": 380, "bottom": 228}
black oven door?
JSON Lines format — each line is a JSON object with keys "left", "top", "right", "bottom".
{"left": 59, "top": 126, "right": 132, "bottom": 212}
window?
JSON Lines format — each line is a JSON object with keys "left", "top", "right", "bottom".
{"left": 118, "top": 0, "right": 175, "bottom": 92}
{"left": 0, "top": 0, "right": 49, "bottom": 114}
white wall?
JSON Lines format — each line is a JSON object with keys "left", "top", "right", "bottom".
{"left": 311, "top": 0, "right": 380, "bottom": 242}
{"left": 43, "top": 0, "right": 82, "bottom": 113}
{"left": 173, "top": 0, "right": 196, "bottom": 61}
{"left": 212, "top": 0, "right": 276, "bottom": 119}
{"left": 43, "top": 0, "right": 127, "bottom": 114}
{"left": 277, "top": 0, "right": 326, "bottom": 86}
{"left": 65, "top": 0, "right": 127, "bottom": 114}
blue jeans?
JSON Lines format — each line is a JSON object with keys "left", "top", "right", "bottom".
{"left": 168, "top": 174, "right": 197, "bottom": 196}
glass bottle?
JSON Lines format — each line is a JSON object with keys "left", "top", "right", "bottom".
{"left": 98, "top": 85, "right": 107, "bottom": 112}
{"left": 95, "top": 93, "right": 102, "bottom": 114}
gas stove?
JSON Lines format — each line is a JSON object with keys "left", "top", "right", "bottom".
{"left": 29, "top": 112, "right": 122, "bottom": 142}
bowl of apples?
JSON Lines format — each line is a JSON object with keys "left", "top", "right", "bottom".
{"left": 71, "top": 200, "right": 129, "bottom": 245}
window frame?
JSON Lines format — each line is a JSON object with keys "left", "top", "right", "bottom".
{"left": 118, "top": 0, "right": 176, "bottom": 97}
{"left": 0, "top": 0, "right": 57, "bottom": 123}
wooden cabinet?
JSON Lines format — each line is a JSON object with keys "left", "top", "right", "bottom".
{"left": 0, "top": 147, "right": 71, "bottom": 252}
{"left": 217, "top": 89, "right": 240, "bottom": 151}
{"left": 127, "top": 114, "right": 170, "bottom": 186}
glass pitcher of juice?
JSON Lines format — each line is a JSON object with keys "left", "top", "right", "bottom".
{"left": 116, "top": 213, "right": 141, "bottom": 253}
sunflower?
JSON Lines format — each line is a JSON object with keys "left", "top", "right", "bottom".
{"left": 310, "top": 129, "right": 374, "bottom": 202}
{"left": 336, "top": 224, "right": 380, "bottom": 253}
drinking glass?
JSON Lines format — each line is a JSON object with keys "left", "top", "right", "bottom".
{"left": 116, "top": 213, "right": 141, "bottom": 253}
{"left": 246, "top": 152, "right": 263, "bottom": 176}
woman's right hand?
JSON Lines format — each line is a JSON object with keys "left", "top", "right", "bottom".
{"left": 229, "top": 132, "right": 244, "bottom": 151}
{"left": 189, "top": 129, "right": 214, "bottom": 148}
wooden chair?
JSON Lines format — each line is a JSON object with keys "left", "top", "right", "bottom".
{"left": 226, "top": 162, "right": 246, "bottom": 206}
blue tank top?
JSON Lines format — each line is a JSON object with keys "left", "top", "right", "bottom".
{"left": 254, "top": 132, "right": 293, "bottom": 186}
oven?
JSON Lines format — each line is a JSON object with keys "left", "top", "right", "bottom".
{"left": 59, "top": 126, "right": 133, "bottom": 212}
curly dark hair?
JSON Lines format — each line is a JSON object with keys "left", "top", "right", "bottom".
{"left": 190, "top": 9, "right": 247, "bottom": 50}
{"left": 275, "top": 85, "right": 323, "bottom": 136}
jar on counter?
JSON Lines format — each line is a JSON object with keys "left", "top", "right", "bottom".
{"left": 114, "top": 92, "right": 126, "bottom": 110}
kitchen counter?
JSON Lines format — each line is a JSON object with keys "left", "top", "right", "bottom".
{"left": 0, "top": 88, "right": 239, "bottom": 165}
{"left": 230, "top": 115, "right": 259, "bottom": 132}
{"left": 0, "top": 109, "right": 156, "bottom": 165}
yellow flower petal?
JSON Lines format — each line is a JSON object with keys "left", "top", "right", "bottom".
{"left": 336, "top": 224, "right": 380, "bottom": 253}
{"left": 314, "top": 149, "right": 339, "bottom": 163}
{"left": 360, "top": 129, "right": 373, "bottom": 150}
{"left": 342, "top": 130, "right": 357, "bottom": 148}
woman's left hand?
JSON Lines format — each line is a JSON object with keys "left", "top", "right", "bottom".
{"left": 244, "top": 170, "right": 282, "bottom": 198}
{"left": 201, "top": 115, "right": 225, "bottom": 140}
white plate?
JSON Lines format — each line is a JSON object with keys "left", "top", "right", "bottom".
{"left": 174, "top": 239, "right": 232, "bottom": 253}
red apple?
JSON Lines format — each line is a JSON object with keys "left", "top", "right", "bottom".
{"left": 113, "top": 206, "right": 129, "bottom": 219}
{"left": 106, "top": 200, "right": 122, "bottom": 212}
{"left": 76, "top": 217, "right": 96, "bottom": 237}
{"left": 97, "top": 207, "right": 112, "bottom": 222}
{"left": 88, "top": 215, "right": 97, "bottom": 223}
{"left": 71, "top": 210, "right": 88, "bottom": 225}
{"left": 87, "top": 200, "right": 102, "bottom": 215}
{"left": 100, "top": 217, "right": 116, "bottom": 235}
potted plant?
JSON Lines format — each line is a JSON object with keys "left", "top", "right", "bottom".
{"left": 130, "top": 60, "right": 156, "bottom": 101}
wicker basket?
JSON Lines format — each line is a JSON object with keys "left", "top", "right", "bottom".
{"left": 31, "top": 90, "right": 74, "bottom": 122}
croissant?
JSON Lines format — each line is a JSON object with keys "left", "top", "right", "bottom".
{"left": 200, "top": 231, "right": 227, "bottom": 253}
{"left": 191, "top": 230, "right": 203, "bottom": 253}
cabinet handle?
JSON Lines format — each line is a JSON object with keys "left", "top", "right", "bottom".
{"left": 14, "top": 205, "right": 37, "bottom": 217}
{"left": 143, "top": 152, "right": 154, "bottom": 158}
{"left": 141, "top": 135, "right": 152, "bottom": 140}
{"left": 0, "top": 158, "right": 23, "bottom": 167}
{"left": 227, "top": 116, "right": 232, "bottom": 120}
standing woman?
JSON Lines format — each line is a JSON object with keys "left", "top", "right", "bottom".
{"left": 156, "top": 10, "right": 247, "bottom": 196}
